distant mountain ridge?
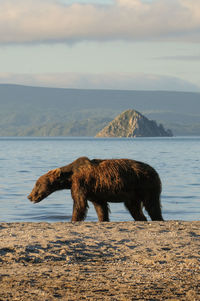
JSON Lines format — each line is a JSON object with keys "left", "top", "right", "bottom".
{"left": 96, "top": 109, "right": 173, "bottom": 137}
{"left": 0, "top": 84, "right": 200, "bottom": 136}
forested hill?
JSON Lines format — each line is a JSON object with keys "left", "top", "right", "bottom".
{"left": 0, "top": 84, "right": 200, "bottom": 136}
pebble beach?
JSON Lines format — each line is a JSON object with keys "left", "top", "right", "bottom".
{"left": 0, "top": 221, "right": 199, "bottom": 300}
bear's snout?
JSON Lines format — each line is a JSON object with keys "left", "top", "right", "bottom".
{"left": 28, "top": 194, "right": 33, "bottom": 202}
{"left": 28, "top": 194, "right": 38, "bottom": 203}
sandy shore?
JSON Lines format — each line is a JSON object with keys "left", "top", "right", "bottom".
{"left": 0, "top": 221, "right": 199, "bottom": 300}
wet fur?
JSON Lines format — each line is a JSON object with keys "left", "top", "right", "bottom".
{"left": 28, "top": 157, "right": 163, "bottom": 222}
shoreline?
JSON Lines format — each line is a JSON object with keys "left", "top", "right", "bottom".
{"left": 0, "top": 221, "right": 200, "bottom": 300}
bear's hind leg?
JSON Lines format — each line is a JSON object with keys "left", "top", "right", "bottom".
{"left": 92, "top": 201, "right": 110, "bottom": 222}
{"left": 144, "top": 196, "right": 164, "bottom": 221}
{"left": 125, "top": 200, "right": 147, "bottom": 221}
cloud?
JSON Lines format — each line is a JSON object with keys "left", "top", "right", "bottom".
{"left": 0, "top": 72, "right": 199, "bottom": 92}
{"left": 0, "top": 0, "right": 199, "bottom": 44}
{"left": 155, "top": 55, "right": 200, "bottom": 61}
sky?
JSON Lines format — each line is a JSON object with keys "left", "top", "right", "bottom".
{"left": 0, "top": 0, "right": 199, "bottom": 91}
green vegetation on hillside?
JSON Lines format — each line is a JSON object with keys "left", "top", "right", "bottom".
{"left": 15, "top": 118, "right": 111, "bottom": 137}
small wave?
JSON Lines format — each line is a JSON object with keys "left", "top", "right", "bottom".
{"left": 27, "top": 214, "right": 71, "bottom": 222}
{"left": 163, "top": 195, "right": 197, "bottom": 200}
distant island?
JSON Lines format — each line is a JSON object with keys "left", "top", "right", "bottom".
{"left": 0, "top": 84, "right": 200, "bottom": 136}
{"left": 96, "top": 109, "right": 173, "bottom": 137}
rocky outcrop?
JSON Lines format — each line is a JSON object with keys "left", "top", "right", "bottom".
{"left": 96, "top": 109, "right": 173, "bottom": 137}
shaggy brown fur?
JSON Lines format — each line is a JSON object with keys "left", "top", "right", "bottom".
{"left": 28, "top": 157, "right": 163, "bottom": 222}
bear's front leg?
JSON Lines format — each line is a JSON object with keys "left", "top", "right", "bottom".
{"left": 71, "top": 185, "right": 88, "bottom": 222}
{"left": 71, "top": 199, "right": 88, "bottom": 221}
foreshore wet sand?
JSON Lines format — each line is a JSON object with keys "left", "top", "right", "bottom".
{"left": 0, "top": 221, "right": 199, "bottom": 300}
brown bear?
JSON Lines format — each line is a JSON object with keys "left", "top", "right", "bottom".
{"left": 28, "top": 157, "right": 164, "bottom": 222}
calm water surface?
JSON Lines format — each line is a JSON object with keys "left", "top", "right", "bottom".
{"left": 0, "top": 137, "right": 200, "bottom": 222}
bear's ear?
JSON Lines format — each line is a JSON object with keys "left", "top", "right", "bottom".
{"left": 47, "top": 168, "right": 61, "bottom": 182}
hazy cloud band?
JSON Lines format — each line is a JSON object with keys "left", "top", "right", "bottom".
{"left": 0, "top": 0, "right": 200, "bottom": 44}
{"left": 0, "top": 72, "right": 199, "bottom": 92}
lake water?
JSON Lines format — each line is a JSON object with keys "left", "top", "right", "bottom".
{"left": 0, "top": 137, "right": 200, "bottom": 222}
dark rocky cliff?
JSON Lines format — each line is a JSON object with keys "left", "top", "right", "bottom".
{"left": 96, "top": 109, "right": 173, "bottom": 137}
